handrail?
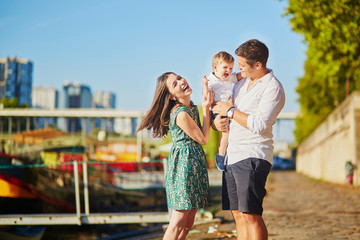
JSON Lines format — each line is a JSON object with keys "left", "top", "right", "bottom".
{"left": 73, "top": 161, "right": 81, "bottom": 223}
{"left": 0, "top": 161, "right": 170, "bottom": 225}
{"left": 83, "top": 161, "right": 90, "bottom": 215}
{"left": 0, "top": 160, "right": 213, "bottom": 225}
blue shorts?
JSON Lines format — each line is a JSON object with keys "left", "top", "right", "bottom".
{"left": 222, "top": 158, "right": 272, "bottom": 216}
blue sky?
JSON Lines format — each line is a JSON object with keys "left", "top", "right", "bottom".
{"left": 0, "top": 0, "right": 306, "bottom": 114}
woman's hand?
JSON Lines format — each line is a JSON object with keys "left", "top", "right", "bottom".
{"left": 202, "top": 75, "right": 209, "bottom": 97}
{"left": 212, "top": 97, "right": 233, "bottom": 116}
{"left": 202, "top": 90, "right": 214, "bottom": 109}
{"left": 213, "top": 115, "right": 229, "bottom": 132}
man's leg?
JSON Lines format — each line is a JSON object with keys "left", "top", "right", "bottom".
{"left": 242, "top": 213, "right": 267, "bottom": 240}
{"left": 232, "top": 211, "right": 268, "bottom": 240}
{"left": 232, "top": 210, "right": 248, "bottom": 240}
{"left": 228, "top": 158, "right": 271, "bottom": 240}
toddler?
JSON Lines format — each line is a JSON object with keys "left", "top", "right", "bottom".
{"left": 207, "top": 51, "right": 242, "bottom": 170}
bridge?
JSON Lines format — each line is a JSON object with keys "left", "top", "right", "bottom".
{"left": 0, "top": 108, "right": 297, "bottom": 160}
{"left": 0, "top": 108, "right": 298, "bottom": 119}
{"left": 0, "top": 108, "right": 298, "bottom": 135}
{"left": 0, "top": 108, "right": 145, "bottom": 136}
{"left": 0, "top": 108, "right": 144, "bottom": 118}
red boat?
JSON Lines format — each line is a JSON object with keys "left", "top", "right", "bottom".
{"left": 0, "top": 152, "right": 167, "bottom": 215}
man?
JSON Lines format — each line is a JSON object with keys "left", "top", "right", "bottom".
{"left": 212, "top": 39, "right": 285, "bottom": 240}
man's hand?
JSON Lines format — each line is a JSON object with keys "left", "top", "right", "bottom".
{"left": 213, "top": 115, "right": 230, "bottom": 132}
{"left": 212, "top": 97, "right": 233, "bottom": 116}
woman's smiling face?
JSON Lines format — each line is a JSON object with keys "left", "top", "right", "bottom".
{"left": 166, "top": 73, "right": 192, "bottom": 100}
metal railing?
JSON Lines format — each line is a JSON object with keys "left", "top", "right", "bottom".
{"left": 0, "top": 160, "right": 214, "bottom": 225}
{"left": 0, "top": 161, "right": 171, "bottom": 225}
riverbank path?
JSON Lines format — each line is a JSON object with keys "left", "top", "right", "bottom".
{"left": 150, "top": 170, "right": 360, "bottom": 239}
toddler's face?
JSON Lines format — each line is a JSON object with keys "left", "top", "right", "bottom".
{"left": 214, "top": 61, "right": 234, "bottom": 81}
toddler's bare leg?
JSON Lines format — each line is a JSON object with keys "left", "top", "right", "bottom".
{"left": 219, "top": 132, "right": 229, "bottom": 156}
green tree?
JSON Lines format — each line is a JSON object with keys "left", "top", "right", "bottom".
{"left": 284, "top": 0, "right": 360, "bottom": 143}
{"left": 198, "top": 106, "right": 222, "bottom": 168}
{"left": 0, "top": 98, "right": 30, "bottom": 132}
{"left": 0, "top": 98, "right": 19, "bottom": 108}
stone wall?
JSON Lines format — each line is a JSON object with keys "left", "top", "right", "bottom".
{"left": 296, "top": 91, "right": 360, "bottom": 186}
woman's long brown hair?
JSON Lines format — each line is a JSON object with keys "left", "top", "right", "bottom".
{"left": 137, "top": 72, "right": 177, "bottom": 138}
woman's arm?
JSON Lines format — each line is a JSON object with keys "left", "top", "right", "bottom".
{"left": 176, "top": 111, "right": 209, "bottom": 145}
{"left": 176, "top": 76, "right": 213, "bottom": 144}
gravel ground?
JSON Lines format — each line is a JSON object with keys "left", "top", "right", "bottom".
{"left": 147, "top": 170, "right": 360, "bottom": 240}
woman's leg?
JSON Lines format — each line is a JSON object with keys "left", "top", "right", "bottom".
{"left": 163, "top": 209, "right": 197, "bottom": 240}
{"left": 179, "top": 209, "right": 197, "bottom": 240}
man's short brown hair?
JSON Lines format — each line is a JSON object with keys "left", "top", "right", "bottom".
{"left": 235, "top": 39, "right": 269, "bottom": 67}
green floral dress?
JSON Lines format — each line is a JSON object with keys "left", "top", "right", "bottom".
{"left": 165, "top": 103, "right": 210, "bottom": 210}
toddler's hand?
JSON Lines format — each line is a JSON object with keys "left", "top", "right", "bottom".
{"left": 236, "top": 72, "right": 244, "bottom": 81}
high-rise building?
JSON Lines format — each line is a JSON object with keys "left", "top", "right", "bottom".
{"left": 59, "top": 81, "right": 92, "bottom": 109}
{"left": 58, "top": 81, "right": 92, "bottom": 133}
{"left": 32, "top": 87, "right": 59, "bottom": 128}
{"left": 93, "top": 91, "right": 116, "bottom": 109}
{"left": 0, "top": 57, "right": 33, "bottom": 106}
{"left": 32, "top": 87, "right": 58, "bottom": 109}
{"left": 93, "top": 91, "right": 116, "bottom": 132}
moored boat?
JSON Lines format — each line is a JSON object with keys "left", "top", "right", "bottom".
{"left": 0, "top": 152, "right": 167, "bottom": 214}
{"left": 0, "top": 226, "right": 45, "bottom": 240}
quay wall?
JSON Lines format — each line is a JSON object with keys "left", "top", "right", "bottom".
{"left": 296, "top": 91, "right": 360, "bottom": 186}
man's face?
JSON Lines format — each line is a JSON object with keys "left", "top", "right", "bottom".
{"left": 236, "top": 56, "right": 257, "bottom": 79}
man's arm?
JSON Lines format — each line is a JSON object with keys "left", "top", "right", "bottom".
{"left": 212, "top": 85, "right": 284, "bottom": 134}
{"left": 246, "top": 86, "right": 285, "bottom": 134}
{"left": 212, "top": 101, "right": 249, "bottom": 129}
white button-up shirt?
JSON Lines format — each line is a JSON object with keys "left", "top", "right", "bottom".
{"left": 207, "top": 72, "right": 238, "bottom": 102}
{"left": 227, "top": 69, "right": 285, "bottom": 164}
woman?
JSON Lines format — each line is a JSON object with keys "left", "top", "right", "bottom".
{"left": 137, "top": 72, "right": 213, "bottom": 240}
